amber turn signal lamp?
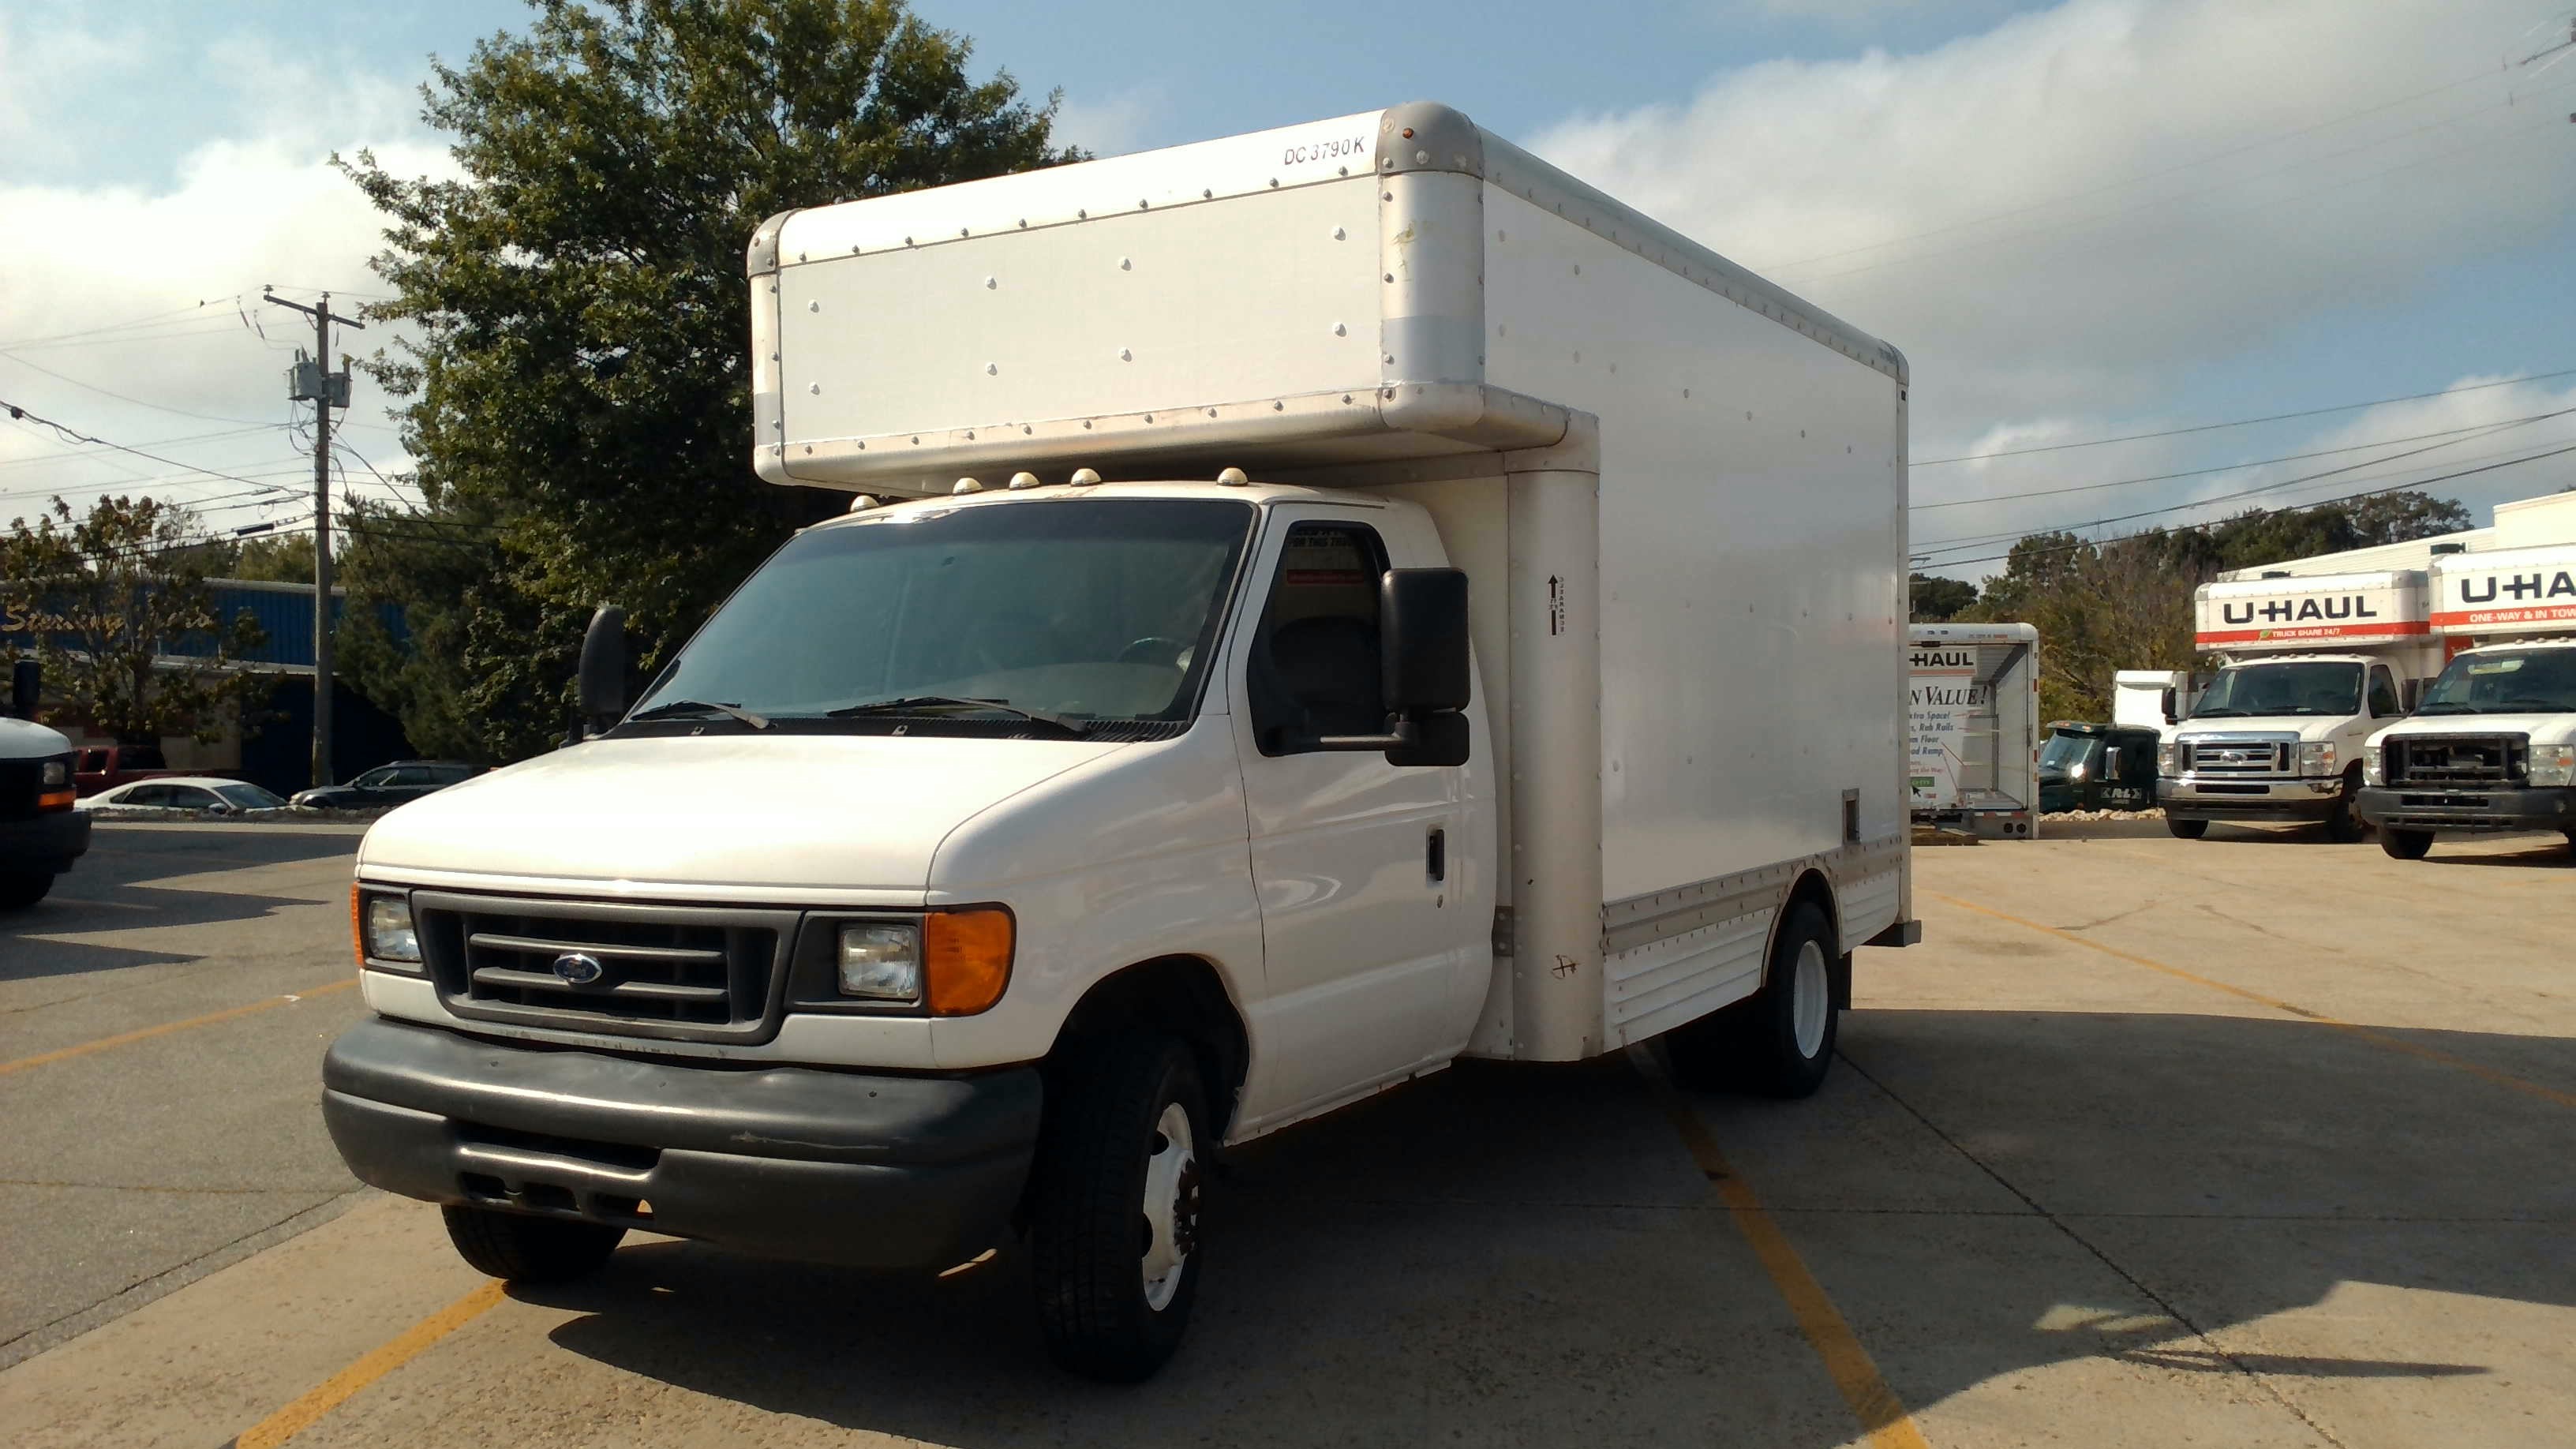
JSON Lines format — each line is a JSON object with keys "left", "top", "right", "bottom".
{"left": 925, "top": 907, "right": 1014, "bottom": 1017}
{"left": 349, "top": 884, "right": 365, "bottom": 970}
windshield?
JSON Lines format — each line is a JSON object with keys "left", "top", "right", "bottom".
{"left": 2413, "top": 648, "right": 2576, "bottom": 716}
{"left": 2189, "top": 661, "right": 2361, "bottom": 718}
{"left": 2039, "top": 733, "right": 2100, "bottom": 773}
{"left": 629, "top": 498, "right": 1256, "bottom": 732}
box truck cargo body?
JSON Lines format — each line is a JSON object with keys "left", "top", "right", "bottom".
{"left": 1908, "top": 623, "right": 2038, "bottom": 837}
{"left": 2159, "top": 570, "right": 2436, "bottom": 841}
{"left": 318, "top": 103, "right": 1915, "bottom": 1378}
{"left": 2359, "top": 544, "right": 2576, "bottom": 858}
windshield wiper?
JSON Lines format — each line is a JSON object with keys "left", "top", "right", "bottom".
{"left": 626, "top": 699, "right": 772, "bottom": 730}
{"left": 826, "top": 695, "right": 1086, "bottom": 736}
{"left": 2192, "top": 708, "right": 2248, "bottom": 717}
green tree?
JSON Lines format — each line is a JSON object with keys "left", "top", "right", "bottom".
{"left": 0, "top": 496, "right": 272, "bottom": 743}
{"left": 339, "top": 0, "right": 1077, "bottom": 759}
{"left": 1908, "top": 572, "right": 1978, "bottom": 622}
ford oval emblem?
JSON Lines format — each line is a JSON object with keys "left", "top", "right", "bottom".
{"left": 552, "top": 952, "right": 605, "bottom": 986}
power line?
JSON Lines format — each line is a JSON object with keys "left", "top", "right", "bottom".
{"left": 0, "top": 399, "right": 301, "bottom": 498}
{"left": 0, "top": 350, "right": 287, "bottom": 428}
{"left": 1915, "top": 412, "right": 2574, "bottom": 556}
{"left": 1925, "top": 440, "right": 2576, "bottom": 571}
{"left": 1915, "top": 366, "right": 2576, "bottom": 466}
{"left": 1909, "top": 406, "right": 2576, "bottom": 511}
{"left": 0, "top": 424, "right": 279, "bottom": 471}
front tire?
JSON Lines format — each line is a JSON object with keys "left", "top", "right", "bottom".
{"left": 0, "top": 872, "right": 54, "bottom": 911}
{"left": 2323, "top": 768, "right": 2366, "bottom": 843}
{"left": 440, "top": 1205, "right": 623, "bottom": 1282}
{"left": 1029, "top": 1035, "right": 1208, "bottom": 1382}
{"left": 2381, "top": 828, "right": 2433, "bottom": 860}
{"left": 2166, "top": 817, "right": 2209, "bottom": 840}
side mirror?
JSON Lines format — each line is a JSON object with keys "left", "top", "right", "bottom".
{"left": 1381, "top": 569, "right": 1470, "bottom": 713}
{"left": 1316, "top": 569, "right": 1473, "bottom": 766}
{"left": 2104, "top": 747, "right": 2122, "bottom": 779}
{"left": 2159, "top": 686, "right": 2177, "bottom": 725}
{"left": 575, "top": 605, "right": 628, "bottom": 739}
{"left": 9, "top": 659, "right": 36, "bottom": 721}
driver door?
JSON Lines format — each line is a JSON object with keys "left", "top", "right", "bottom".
{"left": 1228, "top": 507, "right": 1472, "bottom": 1124}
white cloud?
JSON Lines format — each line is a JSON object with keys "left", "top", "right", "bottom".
{"left": 1051, "top": 86, "right": 1166, "bottom": 159}
{"left": 1533, "top": 0, "right": 2576, "bottom": 452}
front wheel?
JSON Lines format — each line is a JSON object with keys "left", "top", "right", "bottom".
{"left": 2166, "top": 817, "right": 2209, "bottom": 840}
{"left": 440, "top": 1205, "right": 623, "bottom": 1282}
{"left": 2380, "top": 828, "right": 2434, "bottom": 860}
{"left": 2322, "top": 769, "right": 2367, "bottom": 843}
{"left": 0, "top": 872, "right": 54, "bottom": 911}
{"left": 1029, "top": 1035, "right": 1208, "bottom": 1382}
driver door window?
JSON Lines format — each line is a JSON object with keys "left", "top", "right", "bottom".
{"left": 2368, "top": 666, "right": 2401, "bottom": 718}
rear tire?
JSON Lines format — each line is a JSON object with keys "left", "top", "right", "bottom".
{"left": 0, "top": 872, "right": 54, "bottom": 910}
{"left": 1661, "top": 902, "right": 1840, "bottom": 1099}
{"left": 2166, "top": 817, "right": 2209, "bottom": 840}
{"left": 1029, "top": 1034, "right": 1208, "bottom": 1382}
{"left": 2380, "top": 828, "right": 2433, "bottom": 860}
{"left": 440, "top": 1205, "right": 623, "bottom": 1282}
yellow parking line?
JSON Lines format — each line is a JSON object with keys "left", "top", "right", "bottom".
{"left": 1927, "top": 889, "right": 2576, "bottom": 1112}
{"left": 1657, "top": 1082, "right": 1934, "bottom": 1449}
{"left": 227, "top": 1279, "right": 505, "bottom": 1448}
{"left": 0, "top": 979, "right": 357, "bottom": 1078}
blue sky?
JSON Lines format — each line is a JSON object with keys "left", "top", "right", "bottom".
{"left": 2, "top": 0, "right": 2572, "bottom": 575}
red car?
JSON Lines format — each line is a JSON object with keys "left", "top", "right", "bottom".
{"left": 73, "top": 743, "right": 190, "bottom": 797}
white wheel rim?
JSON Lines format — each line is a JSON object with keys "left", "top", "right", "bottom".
{"left": 1140, "top": 1099, "right": 1198, "bottom": 1311}
{"left": 1791, "top": 940, "right": 1830, "bottom": 1060}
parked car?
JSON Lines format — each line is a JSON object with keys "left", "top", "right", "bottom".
{"left": 77, "top": 777, "right": 290, "bottom": 818}
{"left": 72, "top": 743, "right": 189, "bottom": 797}
{"left": 2038, "top": 721, "right": 2162, "bottom": 813}
{"left": 290, "top": 761, "right": 485, "bottom": 811}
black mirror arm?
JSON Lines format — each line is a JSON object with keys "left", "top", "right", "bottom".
{"left": 1316, "top": 717, "right": 1421, "bottom": 752}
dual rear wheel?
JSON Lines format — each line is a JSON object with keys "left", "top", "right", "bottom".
{"left": 1658, "top": 900, "right": 1842, "bottom": 1099}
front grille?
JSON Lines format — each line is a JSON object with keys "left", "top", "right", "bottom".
{"left": 2184, "top": 741, "right": 2289, "bottom": 775}
{"left": 412, "top": 892, "right": 798, "bottom": 1044}
{"left": 0, "top": 760, "right": 36, "bottom": 822}
{"left": 2388, "top": 735, "right": 2523, "bottom": 787}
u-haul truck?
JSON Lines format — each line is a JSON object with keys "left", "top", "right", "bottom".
{"left": 2357, "top": 544, "right": 2576, "bottom": 859}
{"left": 2158, "top": 570, "right": 2436, "bottom": 841}
{"left": 1908, "top": 623, "right": 2038, "bottom": 837}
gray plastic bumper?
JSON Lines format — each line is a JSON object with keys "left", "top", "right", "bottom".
{"left": 2157, "top": 776, "right": 2342, "bottom": 822}
{"left": 0, "top": 810, "right": 88, "bottom": 874}
{"left": 2357, "top": 785, "right": 2576, "bottom": 835}
{"left": 322, "top": 1017, "right": 1041, "bottom": 1271}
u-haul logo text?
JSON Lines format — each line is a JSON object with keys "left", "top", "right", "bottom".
{"left": 2458, "top": 570, "right": 2576, "bottom": 604}
{"left": 2220, "top": 595, "right": 2381, "bottom": 625}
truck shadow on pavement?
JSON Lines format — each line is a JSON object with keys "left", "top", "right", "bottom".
{"left": 518, "top": 1013, "right": 2575, "bottom": 1446}
{"left": 1, "top": 826, "right": 359, "bottom": 983}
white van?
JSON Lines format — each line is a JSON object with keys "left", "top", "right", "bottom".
{"left": 318, "top": 103, "right": 1916, "bottom": 1379}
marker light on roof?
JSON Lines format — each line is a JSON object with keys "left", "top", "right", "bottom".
{"left": 953, "top": 477, "right": 984, "bottom": 495}
{"left": 1008, "top": 472, "right": 1042, "bottom": 490}
{"left": 1069, "top": 468, "right": 1103, "bottom": 485}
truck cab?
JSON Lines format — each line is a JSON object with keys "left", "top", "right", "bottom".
{"left": 2159, "top": 571, "right": 2434, "bottom": 841}
{"left": 2038, "top": 721, "right": 2159, "bottom": 814}
{"left": 1, "top": 667, "right": 88, "bottom": 910}
{"left": 2358, "top": 545, "right": 2576, "bottom": 859}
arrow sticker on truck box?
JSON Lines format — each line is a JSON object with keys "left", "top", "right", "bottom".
{"left": 1548, "top": 575, "right": 1565, "bottom": 636}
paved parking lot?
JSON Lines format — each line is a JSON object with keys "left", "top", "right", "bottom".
{"left": 2, "top": 819, "right": 2571, "bottom": 1447}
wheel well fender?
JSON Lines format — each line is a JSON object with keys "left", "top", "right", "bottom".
{"left": 1046, "top": 956, "right": 1252, "bottom": 1140}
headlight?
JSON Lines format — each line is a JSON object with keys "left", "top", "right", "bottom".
{"left": 837, "top": 922, "right": 923, "bottom": 1002}
{"left": 2531, "top": 743, "right": 2576, "bottom": 788}
{"left": 2068, "top": 762, "right": 2087, "bottom": 781}
{"left": 2156, "top": 742, "right": 2177, "bottom": 776}
{"left": 39, "top": 759, "right": 68, "bottom": 788}
{"left": 2297, "top": 740, "right": 2338, "bottom": 778}
{"left": 2363, "top": 746, "right": 2386, "bottom": 788}
{"left": 36, "top": 755, "right": 74, "bottom": 811}
{"left": 357, "top": 889, "right": 421, "bottom": 964}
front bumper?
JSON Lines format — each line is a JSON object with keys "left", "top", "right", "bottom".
{"left": 0, "top": 810, "right": 90, "bottom": 874}
{"left": 2157, "top": 775, "right": 2344, "bottom": 822}
{"left": 322, "top": 1017, "right": 1042, "bottom": 1271}
{"left": 2356, "top": 785, "right": 2576, "bottom": 835}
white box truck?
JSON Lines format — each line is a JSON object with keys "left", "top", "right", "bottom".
{"left": 1, "top": 664, "right": 88, "bottom": 909}
{"left": 2358, "top": 544, "right": 2576, "bottom": 859}
{"left": 2158, "top": 569, "right": 2436, "bottom": 841}
{"left": 317, "top": 103, "right": 1916, "bottom": 1379}
{"left": 2112, "top": 668, "right": 2207, "bottom": 741}
{"left": 1908, "top": 622, "right": 2038, "bottom": 837}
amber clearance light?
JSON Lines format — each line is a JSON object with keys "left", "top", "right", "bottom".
{"left": 925, "top": 907, "right": 1015, "bottom": 1017}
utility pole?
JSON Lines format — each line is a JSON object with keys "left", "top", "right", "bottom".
{"left": 264, "top": 289, "right": 365, "bottom": 790}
